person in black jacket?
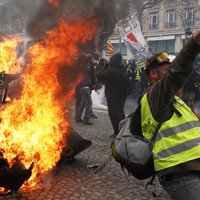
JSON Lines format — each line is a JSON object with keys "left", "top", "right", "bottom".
{"left": 97, "top": 53, "right": 131, "bottom": 137}
{"left": 75, "top": 56, "right": 96, "bottom": 125}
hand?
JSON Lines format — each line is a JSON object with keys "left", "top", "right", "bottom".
{"left": 193, "top": 27, "right": 200, "bottom": 44}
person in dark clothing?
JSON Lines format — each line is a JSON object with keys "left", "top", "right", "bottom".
{"left": 125, "top": 61, "right": 135, "bottom": 100}
{"left": 140, "top": 67, "right": 148, "bottom": 94}
{"left": 74, "top": 55, "right": 98, "bottom": 121}
{"left": 95, "top": 58, "right": 108, "bottom": 91}
{"left": 75, "top": 56, "right": 96, "bottom": 125}
{"left": 97, "top": 53, "right": 131, "bottom": 137}
{"left": 89, "top": 56, "right": 98, "bottom": 119}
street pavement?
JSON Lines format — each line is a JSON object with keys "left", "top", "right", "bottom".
{"left": 0, "top": 100, "right": 170, "bottom": 200}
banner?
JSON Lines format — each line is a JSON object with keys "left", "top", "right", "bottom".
{"left": 116, "top": 12, "right": 151, "bottom": 65}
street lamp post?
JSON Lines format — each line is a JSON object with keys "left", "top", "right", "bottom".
{"left": 185, "top": 26, "right": 192, "bottom": 42}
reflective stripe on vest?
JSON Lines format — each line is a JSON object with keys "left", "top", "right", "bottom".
{"left": 141, "top": 94, "right": 200, "bottom": 171}
{"left": 135, "top": 69, "right": 140, "bottom": 81}
{"left": 155, "top": 120, "right": 200, "bottom": 142}
{"left": 126, "top": 68, "right": 133, "bottom": 80}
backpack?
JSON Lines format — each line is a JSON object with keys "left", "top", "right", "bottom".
{"left": 111, "top": 110, "right": 163, "bottom": 180}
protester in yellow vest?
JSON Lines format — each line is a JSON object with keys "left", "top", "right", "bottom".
{"left": 133, "top": 68, "right": 141, "bottom": 100}
{"left": 140, "top": 27, "right": 200, "bottom": 199}
{"left": 126, "top": 60, "right": 136, "bottom": 99}
{"left": 134, "top": 69, "right": 141, "bottom": 81}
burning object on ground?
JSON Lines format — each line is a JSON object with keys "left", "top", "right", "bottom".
{"left": 57, "top": 126, "right": 92, "bottom": 166}
{"left": 0, "top": 1, "right": 97, "bottom": 191}
{"left": 0, "top": 154, "right": 33, "bottom": 192}
{"left": 0, "top": 75, "right": 92, "bottom": 192}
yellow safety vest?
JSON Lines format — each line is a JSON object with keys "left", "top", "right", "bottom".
{"left": 141, "top": 93, "right": 200, "bottom": 171}
{"left": 135, "top": 69, "right": 141, "bottom": 81}
{"left": 126, "top": 67, "right": 133, "bottom": 80}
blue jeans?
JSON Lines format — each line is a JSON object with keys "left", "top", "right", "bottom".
{"left": 159, "top": 171, "right": 200, "bottom": 200}
{"left": 76, "top": 87, "right": 92, "bottom": 121}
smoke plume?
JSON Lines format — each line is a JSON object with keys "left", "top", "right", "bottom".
{"left": 27, "top": 0, "right": 116, "bottom": 52}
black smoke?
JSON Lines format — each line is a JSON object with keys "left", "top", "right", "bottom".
{"left": 27, "top": 0, "right": 116, "bottom": 52}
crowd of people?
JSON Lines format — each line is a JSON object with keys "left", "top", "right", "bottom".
{"left": 73, "top": 52, "right": 134, "bottom": 137}
{"left": 73, "top": 26, "right": 200, "bottom": 200}
{"left": 125, "top": 60, "right": 148, "bottom": 100}
{"left": 73, "top": 50, "right": 200, "bottom": 135}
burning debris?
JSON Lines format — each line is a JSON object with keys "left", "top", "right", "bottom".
{"left": 57, "top": 126, "right": 92, "bottom": 166}
{"left": 0, "top": 13, "right": 97, "bottom": 193}
{"left": 0, "top": 154, "right": 33, "bottom": 192}
{"left": 0, "top": 36, "right": 22, "bottom": 74}
{"left": 0, "top": 0, "right": 116, "bottom": 192}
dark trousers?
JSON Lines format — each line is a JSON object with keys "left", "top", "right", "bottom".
{"left": 107, "top": 96, "right": 126, "bottom": 135}
{"left": 159, "top": 171, "right": 200, "bottom": 200}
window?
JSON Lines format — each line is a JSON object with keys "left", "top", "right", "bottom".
{"left": 185, "top": 7, "right": 194, "bottom": 27}
{"left": 165, "top": 10, "right": 176, "bottom": 28}
{"left": 149, "top": 12, "right": 159, "bottom": 30}
{"left": 148, "top": 40, "right": 175, "bottom": 55}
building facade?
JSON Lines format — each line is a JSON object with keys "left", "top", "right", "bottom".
{"left": 0, "top": 0, "right": 199, "bottom": 62}
{"left": 143, "top": 0, "right": 200, "bottom": 55}
{"left": 104, "top": 0, "right": 200, "bottom": 63}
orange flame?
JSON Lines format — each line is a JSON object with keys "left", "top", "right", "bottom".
{"left": 0, "top": 36, "right": 22, "bottom": 74}
{"left": 0, "top": 17, "right": 98, "bottom": 188}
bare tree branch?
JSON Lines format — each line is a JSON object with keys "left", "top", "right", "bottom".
{"left": 129, "top": 0, "right": 163, "bottom": 27}
{"left": 173, "top": 0, "right": 197, "bottom": 29}
{"left": 143, "top": 0, "right": 162, "bottom": 10}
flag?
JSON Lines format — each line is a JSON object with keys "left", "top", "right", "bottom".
{"left": 116, "top": 12, "right": 151, "bottom": 65}
{"left": 106, "top": 40, "right": 114, "bottom": 56}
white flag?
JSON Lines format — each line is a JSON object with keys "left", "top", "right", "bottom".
{"left": 117, "top": 12, "right": 151, "bottom": 64}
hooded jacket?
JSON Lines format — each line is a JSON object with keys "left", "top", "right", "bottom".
{"left": 97, "top": 53, "right": 131, "bottom": 98}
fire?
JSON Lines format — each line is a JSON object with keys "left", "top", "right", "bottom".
{"left": 0, "top": 36, "right": 22, "bottom": 74}
{"left": 0, "top": 17, "right": 98, "bottom": 188}
{"left": 48, "top": 0, "right": 60, "bottom": 7}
